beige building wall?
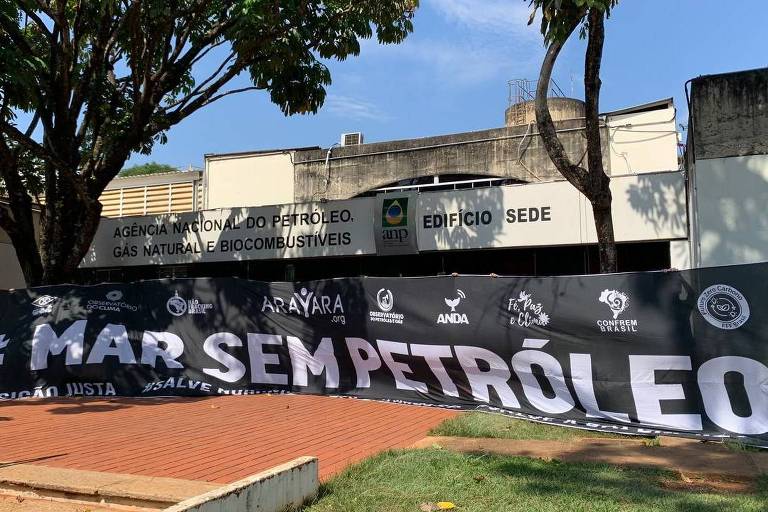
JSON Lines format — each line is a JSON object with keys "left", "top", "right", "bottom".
{"left": 0, "top": 234, "right": 26, "bottom": 289}
{"left": 691, "top": 154, "right": 768, "bottom": 267}
{"left": 205, "top": 152, "right": 295, "bottom": 209}
{"left": 0, "top": 209, "right": 44, "bottom": 289}
{"left": 581, "top": 171, "right": 688, "bottom": 244}
{"left": 606, "top": 103, "right": 680, "bottom": 174}
{"left": 417, "top": 171, "right": 687, "bottom": 253}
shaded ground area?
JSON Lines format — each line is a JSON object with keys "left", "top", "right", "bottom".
{"left": 0, "top": 395, "right": 456, "bottom": 483}
{"left": 302, "top": 449, "right": 768, "bottom": 512}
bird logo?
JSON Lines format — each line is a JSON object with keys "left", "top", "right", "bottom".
{"left": 444, "top": 290, "right": 466, "bottom": 312}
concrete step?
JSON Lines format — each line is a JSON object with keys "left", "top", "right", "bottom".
{"left": 0, "top": 488, "right": 154, "bottom": 511}
{"left": 0, "top": 463, "right": 219, "bottom": 510}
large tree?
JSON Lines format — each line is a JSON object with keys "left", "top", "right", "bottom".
{"left": 529, "top": 0, "right": 618, "bottom": 273}
{"left": 0, "top": 0, "right": 416, "bottom": 286}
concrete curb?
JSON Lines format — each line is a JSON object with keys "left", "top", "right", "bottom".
{"left": 164, "top": 456, "right": 318, "bottom": 512}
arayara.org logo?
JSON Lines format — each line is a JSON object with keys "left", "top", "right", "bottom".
{"left": 166, "top": 291, "right": 214, "bottom": 317}
{"left": 596, "top": 289, "right": 638, "bottom": 333}
{"left": 261, "top": 287, "right": 346, "bottom": 324}
{"left": 369, "top": 288, "right": 404, "bottom": 325}
{"left": 697, "top": 284, "right": 750, "bottom": 330}
{"left": 438, "top": 289, "right": 469, "bottom": 325}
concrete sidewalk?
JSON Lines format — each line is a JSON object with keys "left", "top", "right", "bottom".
{"left": 0, "top": 395, "right": 456, "bottom": 483}
{"left": 414, "top": 436, "right": 768, "bottom": 479}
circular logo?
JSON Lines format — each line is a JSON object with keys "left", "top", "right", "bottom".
{"left": 385, "top": 201, "right": 404, "bottom": 226}
{"left": 166, "top": 293, "right": 188, "bottom": 317}
{"left": 697, "top": 284, "right": 750, "bottom": 330}
{"left": 106, "top": 290, "right": 123, "bottom": 301}
{"left": 377, "top": 288, "right": 394, "bottom": 312}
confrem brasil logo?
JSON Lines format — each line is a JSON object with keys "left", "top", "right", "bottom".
{"left": 596, "top": 289, "right": 637, "bottom": 333}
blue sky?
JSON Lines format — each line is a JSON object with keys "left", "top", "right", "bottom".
{"left": 127, "top": 0, "right": 768, "bottom": 169}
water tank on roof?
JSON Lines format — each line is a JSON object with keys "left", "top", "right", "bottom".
{"left": 505, "top": 97, "right": 586, "bottom": 127}
{"left": 505, "top": 79, "right": 585, "bottom": 126}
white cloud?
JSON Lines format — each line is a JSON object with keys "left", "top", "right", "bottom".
{"left": 426, "top": 0, "right": 536, "bottom": 37}
{"left": 324, "top": 94, "right": 390, "bottom": 121}
{"left": 349, "top": 1, "right": 548, "bottom": 89}
{"left": 355, "top": 0, "right": 545, "bottom": 88}
{"left": 403, "top": 40, "right": 510, "bottom": 85}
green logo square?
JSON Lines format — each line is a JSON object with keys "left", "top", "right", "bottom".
{"left": 382, "top": 198, "right": 408, "bottom": 227}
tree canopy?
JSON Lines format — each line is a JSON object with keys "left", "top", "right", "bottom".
{"left": 0, "top": 0, "right": 417, "bottom": 285}
{"left": 118, "top": 162, "right": 182, "bottom": 177}
{"left": 529, "top": 0, "right": 617, "bottom": 43}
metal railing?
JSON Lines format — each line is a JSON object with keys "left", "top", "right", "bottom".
{"left": 508, "top": 78, "right": 565, "bottom": 106}
{"left": 373, "top": 176, "right": 518, "bottom": 194}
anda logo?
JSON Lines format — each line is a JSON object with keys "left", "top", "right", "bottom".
{"left": 261, "top": 287, "right": 346, "bottom": 324}
{"left": 437, "top": 289, "right": 469, "bottom": 325}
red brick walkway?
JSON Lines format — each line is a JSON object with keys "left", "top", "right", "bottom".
{"left": 0, "top": 395, "right": 456, "bottom": 483}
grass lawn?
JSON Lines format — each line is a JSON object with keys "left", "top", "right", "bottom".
{"left": 429, "top": 412, "right": 628, "bottom": 440}
{"left": 302, "top": 449, "right": 768, "bottom": 512}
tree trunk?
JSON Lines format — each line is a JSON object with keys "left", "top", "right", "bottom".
{"left": 534, "top": 7, "right": 617, "bottom": 273}
{"left": 591, "top": 195, "right": 617, "bottom": 274}
{"left": 1, "top": 203, "right": 44, "bottom": 287}
{"left": 583, "top": 8, "right": 617, "bottom": 273}
{"left": 39, "top": 176, "right": 103, "bottom": 286}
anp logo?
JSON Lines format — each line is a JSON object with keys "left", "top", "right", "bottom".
{"left": 382, "top": 198, "right": 407, "bottom": 227}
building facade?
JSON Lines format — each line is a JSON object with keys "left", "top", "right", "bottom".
{"left": 2, "top": 68, "right": 766, "bottom": 288}
{"left": 686, "top": 67, "right": 768, "bottom": 268}
{"left": 79, "top": 92, "right": 688, "bottom": 283}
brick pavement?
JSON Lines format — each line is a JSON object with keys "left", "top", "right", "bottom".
{"left": 0, "top": 395, "right": 456, "bottom": 483}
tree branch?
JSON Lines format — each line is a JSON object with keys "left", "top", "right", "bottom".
{"left": 193, "top": 85, "right": 260, "bottom": 108}
{"left": 0, "top": 10, "right": 41, "bottom": 59}
{"left": 23, "top": 112, "right": 40, "bottom": 138}
{"left": 534, "top": 13, "right": 589, "bottom": 195}
{"left": 0, "top": 121, "right": 62, "bottom": 167}
{"left": 584, "top": 7, "right": 607, "bottom": 189}
{"left": 16, "top": 1, "right": 54, "bottom": 42}
{"left": 165, "top": 50, "right": 236, "bottom": 109}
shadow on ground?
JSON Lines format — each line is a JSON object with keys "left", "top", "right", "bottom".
{"left": 0, "top": 396, "right": 213, "bottom": 416}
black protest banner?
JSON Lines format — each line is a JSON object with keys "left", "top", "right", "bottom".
{"left": 0, "top": 263, "right": 766, "bottom": 446}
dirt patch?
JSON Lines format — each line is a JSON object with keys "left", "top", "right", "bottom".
{"left": 659, "top": 472, "right": 756, "bottom": 494}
